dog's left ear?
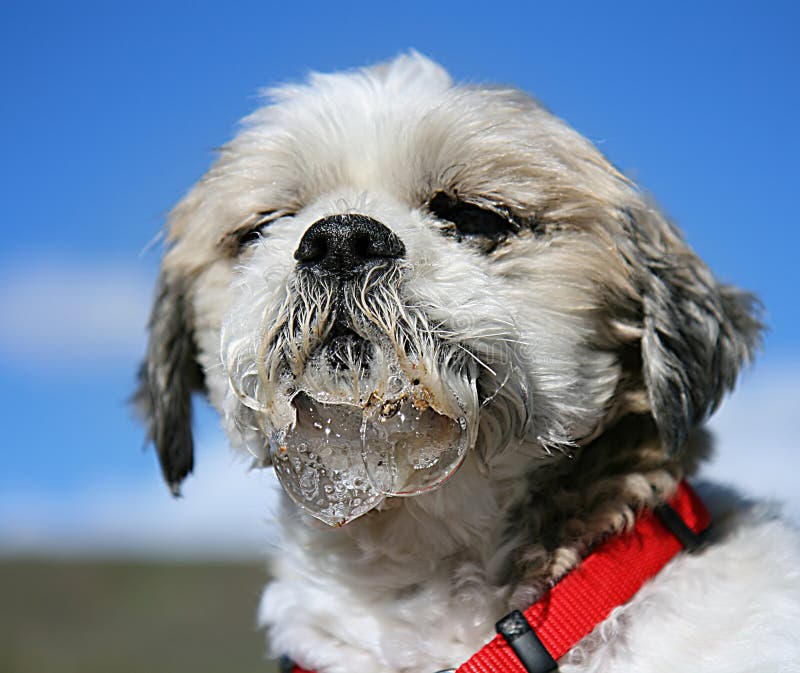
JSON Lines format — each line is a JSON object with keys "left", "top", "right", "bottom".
{"left": 134, "top": 272, "right": 205, "bottom": 495}
{"left": 620, "top": 205, "right": 763, "bottom": 454}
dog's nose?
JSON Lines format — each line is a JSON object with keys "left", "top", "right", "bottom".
{"left": 294, "top": 214, "right": 405, "bottom": 275}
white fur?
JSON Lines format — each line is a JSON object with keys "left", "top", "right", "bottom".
{"left": 143, "top": 53, "right": 800, "bottom": 672}
{"left": 262, "top": 487, "right": 800, "bottom": 673}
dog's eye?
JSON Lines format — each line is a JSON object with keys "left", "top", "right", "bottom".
{"left": 428, "top": 192, "right": 519, "bottom": 240}
{"left": 237, "top": 210, "right": 293, "bottom": 249}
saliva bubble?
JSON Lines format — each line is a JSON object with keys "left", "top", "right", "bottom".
{"left": 269, "top": 378, "right": 471, "bottom": 526}
{"left": 361, "top": 395, "right": 469, "bottom": 496}
{"left": 270, "top": 391, "right": 383, "bottom": 527}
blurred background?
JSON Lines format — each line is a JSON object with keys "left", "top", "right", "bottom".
{"left": 1, "top": 2, "right": 797, "bottom": 671}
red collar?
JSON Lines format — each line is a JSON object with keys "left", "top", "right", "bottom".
{"left": 289, "top": 480, "right": 710, "bottom": 673}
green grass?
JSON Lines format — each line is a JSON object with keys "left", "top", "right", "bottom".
{"left": 0, "top": 559, "right": 280, "bottom": 673}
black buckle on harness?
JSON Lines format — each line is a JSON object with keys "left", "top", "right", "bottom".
{"left": 654, "top": 502, "right": 706, "bottom": 552}
{"left": 278, "top": 655, "right": 296, "bottom": 673}
{"left": 496, "top": 610, "right": 558, "bottom": 673}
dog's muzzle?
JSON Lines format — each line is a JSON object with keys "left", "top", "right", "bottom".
{"left": 254, "top": 214, "right": 478, "bottom": 526}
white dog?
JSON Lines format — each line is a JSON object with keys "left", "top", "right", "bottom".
{"left": 136, "top": 53, "right": 800, "bottom": 672}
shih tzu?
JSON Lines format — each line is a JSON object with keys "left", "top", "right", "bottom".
{"left": 136, "top": 53, "right": 800, "bottom": 672}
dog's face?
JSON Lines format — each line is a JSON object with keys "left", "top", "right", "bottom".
{"left": 137, "top": 54, "right": 761, "bottom": 525}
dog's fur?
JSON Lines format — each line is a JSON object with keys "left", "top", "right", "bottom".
{"left": 136, "top": 54, "right": 800, "bottom": 671}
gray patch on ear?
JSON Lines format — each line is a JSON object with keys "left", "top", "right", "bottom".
{"left": 624, "top": 208, "right": 763, "bottom": 453}
{"left": 133, "top": 274, "right": 205, "bottom": 495}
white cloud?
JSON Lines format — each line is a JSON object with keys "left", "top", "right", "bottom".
{"left": 0, "top": 258, "right": 155, "bottom": 367}
{"left": 702, "top": 357, "right": 800, "bottom": 521}
{"left": 0, "top": 427, "right": 282, "bottom": 559}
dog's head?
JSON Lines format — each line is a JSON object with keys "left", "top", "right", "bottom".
{"left": 136, "top": 53, "right": 761, "bottom": 525}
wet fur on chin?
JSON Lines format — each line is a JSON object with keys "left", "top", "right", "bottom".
{"left": 135, "top": 53, "right": 800, "bottom": 672}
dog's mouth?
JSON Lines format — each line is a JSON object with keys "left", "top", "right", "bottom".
{"left": 269, "top": 321, "right": 482, "bottom": 524}
{"left": 224, "top": 272, "right": 482, "bottom": 526}
{"left": 324, "top": 321, "right": 373, "bottom": 373}
{"left": 266, "top": 326, "right": 478, "bottom": 525}
{"left": 270, "top": 374, "right": 472, "bottom": 526}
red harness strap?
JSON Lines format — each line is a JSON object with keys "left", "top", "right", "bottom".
{"left": 291, "top": 481, "right": 710, "bottom": 673}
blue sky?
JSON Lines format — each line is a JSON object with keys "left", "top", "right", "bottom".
{"left": 1, "top": 2, "right": 797, "bottom": 555}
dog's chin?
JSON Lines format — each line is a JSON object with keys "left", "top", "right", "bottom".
{"left": 263, "top": 336, "right": 480, "bottom": 527}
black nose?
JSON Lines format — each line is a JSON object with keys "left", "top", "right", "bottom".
{"left": 294, "top": 214, "right": 405, "bottom": 275}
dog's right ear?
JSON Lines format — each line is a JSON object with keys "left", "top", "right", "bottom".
{"left": 134, "top": 272, "right": 205, "bottom": 495}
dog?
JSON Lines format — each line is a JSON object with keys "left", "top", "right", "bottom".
{"left": 136, "top": 53, "right": 800, "bottom": 672}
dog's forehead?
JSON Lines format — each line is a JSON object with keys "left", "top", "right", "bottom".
{"left": 235, "top": 73, "right": 546, "bottom": 205}
{"left": 163, "top": 54, "right": 630, "bottom": 276}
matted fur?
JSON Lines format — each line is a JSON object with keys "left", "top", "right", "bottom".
{"left": 136, "top": 54, "right": 800, "bottom": 671}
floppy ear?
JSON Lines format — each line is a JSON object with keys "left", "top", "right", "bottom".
{"left": 621, "top": 206, "right": 763, "bottom": 453}
{"left": 134, "top": 272, "right": 205, "bottom": 495}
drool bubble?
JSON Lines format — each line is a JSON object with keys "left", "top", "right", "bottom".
{"left": 270, "top": 392, "right": 383, "bottom": 526}
{"left": 269, "top": 369, "right": 475, "bottom": 526}
{"left": 387, "top": 375, "right": 404, "bottom": 395}
{"left": 361, "top": 394, "right": 470, "bottom": 496}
